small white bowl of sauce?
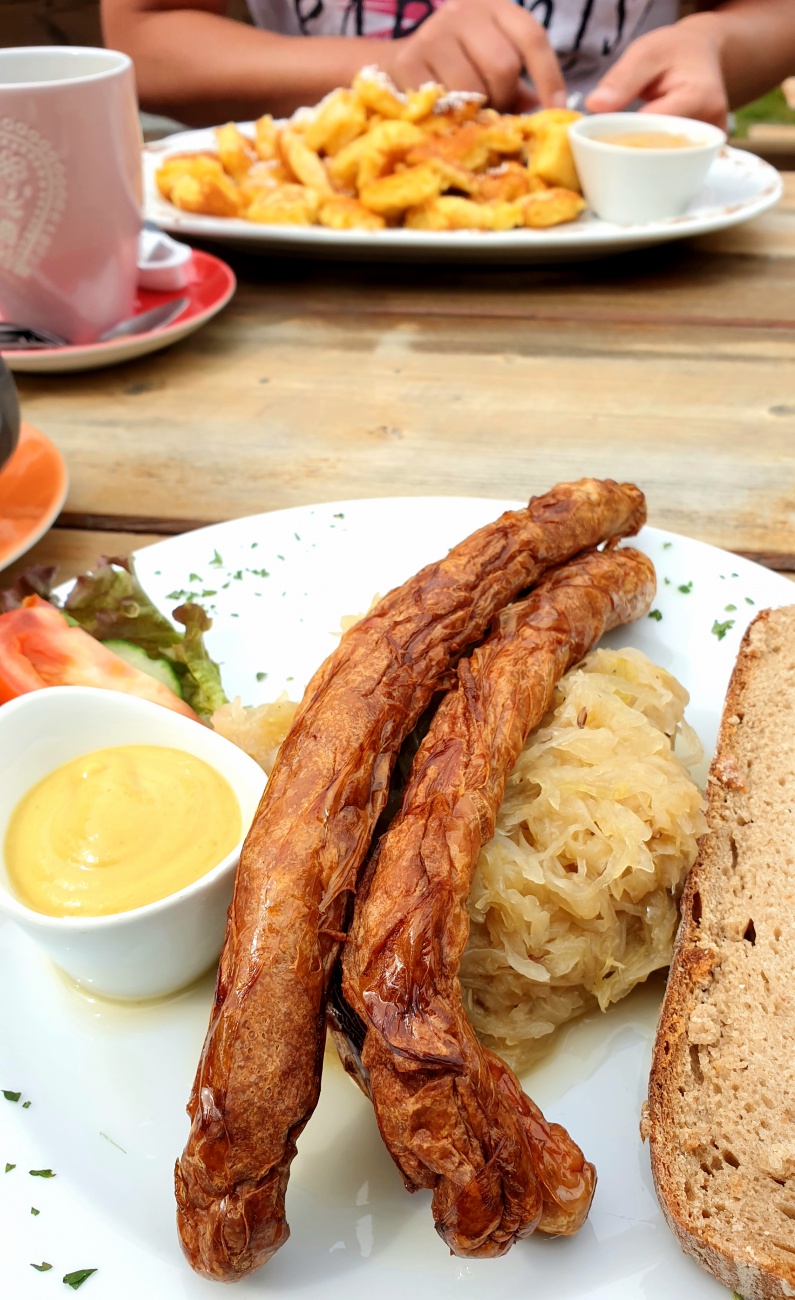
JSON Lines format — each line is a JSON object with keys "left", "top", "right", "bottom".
{"left": 569, "top": 113, "right": 726, "bottom": 225}
{"left": 0, "top": 686, "right": 266, "bottom": 999}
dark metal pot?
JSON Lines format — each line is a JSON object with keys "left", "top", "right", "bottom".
{"left": 0, "top": 358, "right": 20, "bottom": 473}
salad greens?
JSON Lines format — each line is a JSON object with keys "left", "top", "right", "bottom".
{"left": 63, "top": 1269, "right": 98, "bottom": 1290}
{"left": 1, "top": 557, "right": 227, "bottom": 722}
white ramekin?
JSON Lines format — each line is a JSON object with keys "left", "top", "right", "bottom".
{"left": 569, "top": 113, "right": 726, "bottom": 225}
{"left": 0, "top": 686, "right": 265, "bottom": 1000}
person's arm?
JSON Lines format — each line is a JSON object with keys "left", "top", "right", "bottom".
{"left": 102, "top": 0, "right": 565, "bottom": 124}
{"left": 586, "top": 0, "right": 795, "bottom": 125}
{"left": 102, "top": 0, "right": 384, "bottom": 122}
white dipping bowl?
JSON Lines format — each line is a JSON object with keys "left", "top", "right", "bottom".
{"left": 0, "top": 687, "right": 266, "bottom": 1000}
{"left": 569, "top": 113, "right": 726, "bottom": 225}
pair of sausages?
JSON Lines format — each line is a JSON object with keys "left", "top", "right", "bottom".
{"left": 342, "top": 546, "right": 655, "bottom": 1254}
{"left": 175, "top": 480, "right": 653, "bottom": 1279}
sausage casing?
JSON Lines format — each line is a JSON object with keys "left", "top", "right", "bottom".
{"left": 175, "top": 481, "right": 647, "bottom": 1279}
{"left": 343, "top": 547, "right": 656, "bottom": 1256}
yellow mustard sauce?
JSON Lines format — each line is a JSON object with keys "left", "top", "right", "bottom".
{"left": 595, "top": 132, "right": 700, "bottom": 149}
{"left": 4, "top": 745, "right": 241, "bottom": 917}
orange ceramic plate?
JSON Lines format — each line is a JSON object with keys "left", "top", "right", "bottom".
{"left": 0, "top": 423, "right": 68, "bottom": 572}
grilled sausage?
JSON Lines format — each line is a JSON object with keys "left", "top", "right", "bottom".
{"left": 343, "top": 547, "right": 656, "bottom": 1256}
{"left": 175, "top": 482, "right": 646, "bottom": 1280}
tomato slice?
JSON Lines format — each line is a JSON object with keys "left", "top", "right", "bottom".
{"left": 0, "top": 596, "right": 198, "bottom": 719}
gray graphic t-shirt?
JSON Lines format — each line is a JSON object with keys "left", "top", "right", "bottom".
{"left": 244, "top": 0, "right": 679, "bottom": 93}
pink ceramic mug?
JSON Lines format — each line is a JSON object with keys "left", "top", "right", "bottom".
{"left": 0, "top": 47, "right": 142, "bottom": 345}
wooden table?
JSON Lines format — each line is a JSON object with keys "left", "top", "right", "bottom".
{"left": 5, "top": 173, "right": 795, "bottom": 589}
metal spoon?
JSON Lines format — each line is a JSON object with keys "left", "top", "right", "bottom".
{"left": 0, "top": 297, "right": 190, "bottom": 351}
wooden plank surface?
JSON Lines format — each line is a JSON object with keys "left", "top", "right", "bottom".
{"left": 10, "top": 176, "right": 795, "bottom": 563}
{"left": 1, "top": 530, "right": 166, "bottom": 590}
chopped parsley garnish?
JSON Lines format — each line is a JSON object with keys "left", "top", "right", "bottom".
{"left": 99, "top": 1132, "right": 126, "bottom": 1154}
{"left": 3, "top": 1089, "right": 21, "bottom": 1102}
{"left": 232, "top": 570, "right": 243, "bottom": 581}
{"left": 5, "top": 1163, "right": 15, "bottom": 1173}
{"left": 286, "top": 676, "right": 294, "bottom": 682}
{"left": 165, "top": 589, "right": 189, "bottom": 602}
{"left": 31, "top": 1262, "right": 52, "bottom": 1272}
{"left": 31, "top": 1207, "right": 39, "bottom": 1215}
{"left": 294, "top": 532, "right": 301, "bottom": 541}
{"left": 221, "top": 581, "right": 231, "bottom": 590}
{"left": 251, "top": 542, "right": 259, "bottom": 549}
{"left": 731, "top": 572, "right": 738, "bottom": 577}
{"left": 725, "top": 604, "right": 737, "bottom": 612}
{"left": 188, "top": 573, "right": 202, "bottom": 583}
{"left": 333, "top": 512, "right": 345, "bottom": 519}
{"left": 711, "top": 619, "right": 735, "bottom": 641}
{"left": 230, "top": 613, "right": 239, "bottom": 618}
{"left": 29, "top": 1169, "right": 55, "bottom": 1178}
{"left": 248, "top": 568, "right": 269, "bottom": 579}
{"left": 745, "top": 596, "right": 755, "bottom": 605}
{"left": 63, "top": 1269, "right": 98, "bottom": 1290}
{"left": 256, "top": 672, "right": 268, "bottom": 682}
{"left": 677, "top": 581, "right": 693, "bottom": 594}
{"left": 22, "top": 1100, "right": 31, "bottom": 1109}
{"left": 277, "top": 555, "right": 285, "bottom": 561}
{"left": 209, "top": 550, "right": 224, "bottom": 568}
{"left": 648, "top": 609, "right": 663, "bottom": 622}
{"left": 201, "top": 589, "right": 217, "bottom": 598}
{"left": 663, "top": 577, "right": 670, "bottom": 585}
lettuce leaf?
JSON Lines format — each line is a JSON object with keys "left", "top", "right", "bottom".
{"left": 62, "top": 557, "right": 227, "bottom": 721}
{"left": 64, "top": 557, "right": 182, "bottom": 652}
{"left": 1, "top": 556, "right": 229, "bottom": 721}
{"left": 169, "top": 604, "right": 227, "bottom": 719}
{"left": 0, "top": 565, "right": 58, "bottom": 613}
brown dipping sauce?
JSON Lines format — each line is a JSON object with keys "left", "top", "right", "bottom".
{"left": 595, "top": 132, "right": 700, "bottom": 149}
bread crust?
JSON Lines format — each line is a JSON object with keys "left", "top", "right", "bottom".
{"left": 648, "top": 607, "right": 795, "bottom": 1300}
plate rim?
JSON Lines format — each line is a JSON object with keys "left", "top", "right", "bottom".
{"left": 1, "top": 250, "right": 236, "bottom": 375}
{"left": 111, "top": 495, "right": 795, "bottom": 601}
{"left": 0, "top": 422, "right": 68, "bottom": 572}
{"left": 6, "top": 493, "right": 795, "bottom": 1300}
{"left": 142, "top": 136, "right": 783, "bottom": 255}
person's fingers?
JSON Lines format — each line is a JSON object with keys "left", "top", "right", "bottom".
{"left": 494, "top": 3, "right": 566, "bottom": 107}
{"left": 639, "top": 87, "right": 728, "bottom": 129}
{"left": 585, "top": 36, "right": 669, "bottom": 112}
{"left": 425, "top": 38, "right": 491, "bottom": 96}
{"left": 515, "top": 80, "right": 540, "bottom": 112}
{"left": 458, "top": 18, "right": 523, "bottom": 109}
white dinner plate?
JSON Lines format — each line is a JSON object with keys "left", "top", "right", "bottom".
{"left": 143, "top": 137, "right": 782, "bottom": 262}
{"left": 2, "top": 495, "right": 793, "bottom": 1300}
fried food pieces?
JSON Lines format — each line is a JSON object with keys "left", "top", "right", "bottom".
{"left": 174, "top": 480, "right": 647, "bottom": 1281}
{"left": 341, "top": 547, "right": 655, "bottom": 1256}
{"left": 155, "top": 68, "right": 585, "bottom": 232}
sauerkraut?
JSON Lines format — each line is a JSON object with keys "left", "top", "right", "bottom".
{"left": 212, "top": 694, "right": 299, "bottom": 775}
{"left": 460, "top": 646, "right": 706, "bottom": 1071}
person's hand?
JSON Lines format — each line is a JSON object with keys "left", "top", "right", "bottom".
{"left": 585, "top": 17, "right": 729, "bottom": 127}
{"left": 379, "top": 0, "right": 566, "bottom": 112}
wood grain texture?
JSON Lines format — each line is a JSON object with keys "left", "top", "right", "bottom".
{"left": 0, "top": 530, "right": 165, "bottom": 590}
{"left": 11, "top": 177, "right": 795, "bottom": 559}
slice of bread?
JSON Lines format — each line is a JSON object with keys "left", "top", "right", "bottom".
{"left": 647, "top": 606, "right": 795, "bottom": 1300}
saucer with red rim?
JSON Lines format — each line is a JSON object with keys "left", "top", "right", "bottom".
{"left": 0, "top": 423, "right": 68, "bottom": 571}
{"left": 1, "top": 250, "right": 236, "bottom": 374}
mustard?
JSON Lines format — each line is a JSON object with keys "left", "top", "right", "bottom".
{"left": 4, "top": 745, "right": 241, "bottom": 917}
